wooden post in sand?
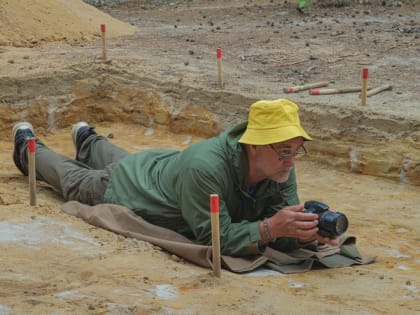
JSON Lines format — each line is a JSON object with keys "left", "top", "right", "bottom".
{"left": 101, "top": 24, "right": 107, "bottom": 61}
{"left": 360, "top": 68, "right": 368, "bottom": 106}
{"left": 283, "top": 81, "right": 329, "bottom": 93}
{"left": 210, "top": 194, "right": 221, "bottom": 278}
{"left": 27, "top": 138, "right": 36, "bottom": 206}
{"left": 310, "top": 87, "right": 362, "bottom": 95}
{"left": 366, "top": 84, "right": 392, "bottom": 97}
{"left": 216, "top": 48, "right": 223, "bottom": 88}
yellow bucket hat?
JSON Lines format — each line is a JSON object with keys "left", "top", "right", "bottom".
{"left": 238, "top": 99, "right": 312, "bottom": 145}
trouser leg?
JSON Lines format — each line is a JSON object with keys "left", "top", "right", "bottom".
{"left": 19, "top": 141, "right": 111, "bottom": 205}
{"left": 76, "top": 135, "right": 129, "bottom": 169}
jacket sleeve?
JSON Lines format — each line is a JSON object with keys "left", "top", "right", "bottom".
{"left": 177, "top": 167, "right": 262, "bottom": 257}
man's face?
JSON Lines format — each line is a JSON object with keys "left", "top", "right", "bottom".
{"left": 253, "top": 137, "right": 305, "bottom": 183}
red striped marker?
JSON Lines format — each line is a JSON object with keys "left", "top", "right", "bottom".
{"left": 310, "top": 87, "right": 361, "bottom": 95}
{"left": 101, "top": 24, "right": 107, "bottom": 61}
{"left": 216, "top": 48, "right": 223, "bottom": 88}
{"left": 210, "top": 194, "right": 221, "bottom": 277}
{"left": 27, "top": 138, "right": 36, "bottom": 206}
{"left": 360, "top": 68, "right": 368, "bottom": 106}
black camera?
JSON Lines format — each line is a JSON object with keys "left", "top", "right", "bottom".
{"left": 304, "top": 201, "right": 348, "bottom": 238}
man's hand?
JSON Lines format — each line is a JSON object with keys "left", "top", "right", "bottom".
{"left": 261, "top": 204, "right": 340, "bottom": 247}
{"left": 312, "top": 234, "right": 340, "bottom": 247}
{"left": 265, "top": 204, "right": 319, "bottom": 241}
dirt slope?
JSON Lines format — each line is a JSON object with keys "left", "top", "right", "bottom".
{"left": 0, "top": 0, "right": 137, "bottom": 47}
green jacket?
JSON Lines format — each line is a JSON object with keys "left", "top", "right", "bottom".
{"left": 104, "top": 122, "right": 301, "bottom": 256}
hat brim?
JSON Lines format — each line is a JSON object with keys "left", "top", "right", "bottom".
{"left": 238, "top": 125, "right": 312, "bottom": 145}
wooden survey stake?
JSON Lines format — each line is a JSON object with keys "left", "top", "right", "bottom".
{"left": 210, "top": 194, "right": 221, "bottom": 278}
{"left": 101, "top": 24, "right": 107, "bottom": 61}
{"left": 283, "top": 81, "right": 329, "bottom": 93}
{"left": 366, "top": 84, "right": 392, "bottom": 97}
{"left": 27, "top": 138, "right": 36, "bottom": 206}
{"left": 360, "top": 68, "right": 368, "bottom": 106}
{"left": 310, "top": 87, "right": 362, "bottom": 95}
{"left": 216, "top": 48, "right": 223, "bottom": 88}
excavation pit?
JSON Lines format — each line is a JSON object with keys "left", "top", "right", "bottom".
{"left": 0, "top": 1, "right": 419, "bottom": 314}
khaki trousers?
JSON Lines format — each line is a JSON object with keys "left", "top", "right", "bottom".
{"left": 21, "top": 135, "right": 128, "bottom": 205}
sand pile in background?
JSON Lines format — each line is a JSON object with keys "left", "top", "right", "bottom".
{"left": 0, "top": 0, "right": 137, "bottom": 47}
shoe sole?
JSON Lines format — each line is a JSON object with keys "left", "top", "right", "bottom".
{"left": 12, "top": 122, "right": 34, "bottom": 139}
{"left": 71, "top": 121, "right": 90, "bottom": 148}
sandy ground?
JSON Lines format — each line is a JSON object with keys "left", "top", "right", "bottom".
{"left": 0, "top": 124, "right": 419, "bottom": 315}
{"left": 0, "top": 1, "right": 419, "bottom": 314}
{"left": 0, "top": 0, "right": 137, "bottom": 47}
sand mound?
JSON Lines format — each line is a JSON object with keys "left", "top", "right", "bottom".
{"left": 0, "top": 0, "right": 137, "bottom": 47}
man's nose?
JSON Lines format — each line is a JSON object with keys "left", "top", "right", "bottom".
{"left": 281, "top": 155, "right": 296, "bottom": 167}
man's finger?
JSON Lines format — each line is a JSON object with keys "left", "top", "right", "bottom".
{"left": 296, "top": 227, "right": 318, "bottom": 239}
{"left": 293, "top": 211, "right": 318, "bottom": 221}
{"left": 316, "top": 235, "right": 340, "bottom": 246}
{"left": 283, "top": 204, "right": 305, "bottom": 212}
{"left": 296, "top": 220, "right": 318, "bottom": 230}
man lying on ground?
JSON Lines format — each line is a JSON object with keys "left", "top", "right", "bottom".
{"left": 12, "top": 98, "right": 339, "bottom": 257}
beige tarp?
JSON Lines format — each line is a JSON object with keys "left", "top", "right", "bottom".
{"left": 62, "top": 201, "right": 375, "bottom": 274}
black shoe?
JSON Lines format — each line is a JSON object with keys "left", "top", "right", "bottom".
{"left": 12, "top": 122, "right": 35, "bottom": 175}
{"left": 71, "top": 121, "right": 97, "bottom": 153}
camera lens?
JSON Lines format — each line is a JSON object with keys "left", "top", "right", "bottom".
{"left": 319, "top": 211, "right": 348, "bottom": 237}
{"left": 335, "top": 214, "right": 349, "bottom": 235}
{"left": 303, "top": 201, "right": 349, "bottom": 238}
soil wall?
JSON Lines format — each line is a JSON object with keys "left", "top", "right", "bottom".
{"left": 1, "top": 62, "right": 419, "bottom": 186}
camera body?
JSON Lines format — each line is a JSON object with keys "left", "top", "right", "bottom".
{"left": 304, "top": 200, "right": 349, "bottom": 239}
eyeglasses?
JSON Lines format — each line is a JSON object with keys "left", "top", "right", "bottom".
{"left": 269, "top": 144, "right": 307, "bottom": 160}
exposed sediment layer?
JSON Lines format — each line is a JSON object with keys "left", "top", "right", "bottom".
{"left": 1, "top": 62, "right": 419, "bottom": 186}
